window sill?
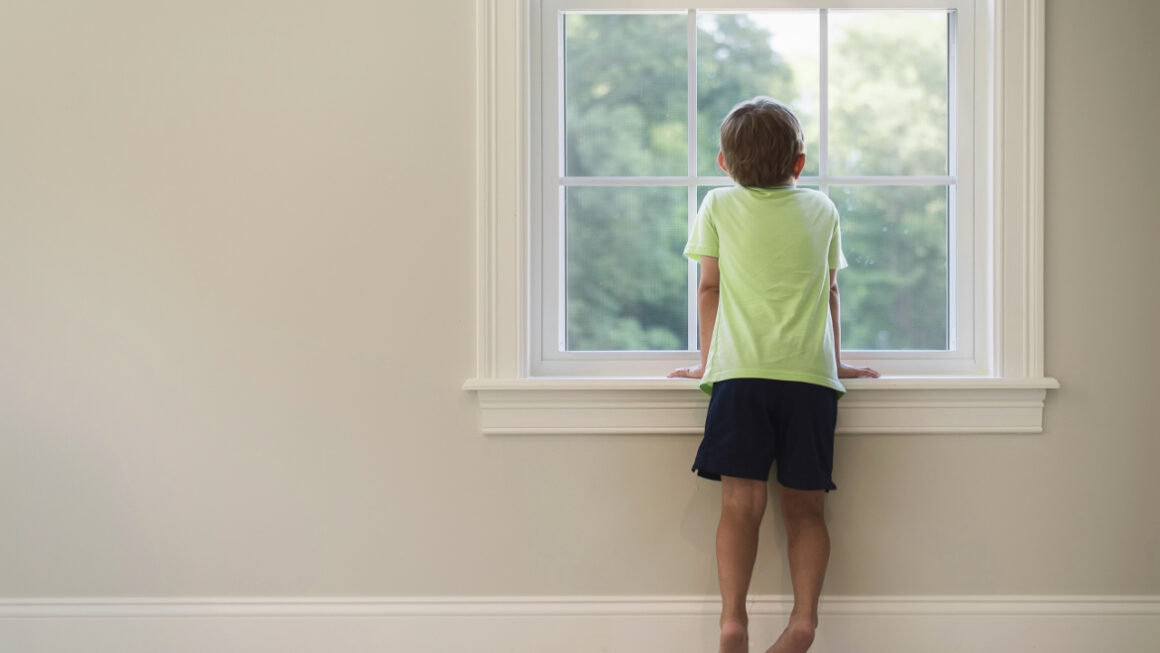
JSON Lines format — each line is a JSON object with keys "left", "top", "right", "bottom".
{"left": 463, "top": 376, "right": 1060, "bottom": 435}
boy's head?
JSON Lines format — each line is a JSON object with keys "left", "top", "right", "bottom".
{"left": 719, "top": 96, "right": 806, "bottom": 187}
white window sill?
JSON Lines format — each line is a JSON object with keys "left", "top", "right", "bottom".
{"left": 463, "top": 376, "right": 1060, "bottom": 435}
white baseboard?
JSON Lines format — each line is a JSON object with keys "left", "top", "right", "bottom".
{"left": 2, "top": 595, "right": 1158, "bottom": 653}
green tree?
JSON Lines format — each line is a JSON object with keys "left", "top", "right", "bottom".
{"left": 563, "top": 13, "right": 796, "bottom": 350}
{"left": 697, "top": 14, "right": 801, "bottom": 177}
{"left": 562, "top": 11, "right": 952, "bottom": 352}
{"left": 827, "top": 13, "right": 949, "bottom": 350}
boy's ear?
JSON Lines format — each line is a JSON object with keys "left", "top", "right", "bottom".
{"left": 717, "top": 151, "right": 729, "bottom": 174}
{"left": 793, "top": 153, "right": 806, "bottom": 179}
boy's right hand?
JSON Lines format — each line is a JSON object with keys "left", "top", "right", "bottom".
{"left": 667, "top": 364, "right": 705, "bottom": 379}
{"left": 837, "top": 362, "right": 880, "bottom": 379}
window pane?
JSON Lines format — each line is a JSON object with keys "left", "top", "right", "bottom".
{"left": 564, "top": 14, "right": 687, "bottom": 177}
{"left": 698, "top": 12, "right": 820, "bottom": 178}
{"left": 566, "top": 187, "right": 688, "bottom": 351}
{"left": 829, "top": 11, "right": 949, "bottom": 177}
{"left": 830, "top": 185, "right": 948, "bottom": 350}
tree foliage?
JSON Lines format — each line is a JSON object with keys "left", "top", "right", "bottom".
{"left": 562, "top": 11, "right": 951, "bottom": 352}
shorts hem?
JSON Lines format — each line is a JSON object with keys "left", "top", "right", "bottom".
{"left": 691, "top": 465, "right": 770, "bottom": 483}
{"left": 775, "top": 475, "right": 838, "bottom": 493}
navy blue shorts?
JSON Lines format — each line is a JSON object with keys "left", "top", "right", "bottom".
{"left": 692, "top": 378, "right": 839, "bottom": 491}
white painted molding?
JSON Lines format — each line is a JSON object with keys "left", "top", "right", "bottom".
{"left": 474, "top": 0, "right": 528, "bottom": 382}
{"left": 2, "top": 594, "right": 1158, "bottom": 618}
{"left": 465, "top": 376, "right": 1059, "bottom": 434}
{"left": 3, "top": 595, "right": 1157, "bottom": 653}
{"left": 469, "top": 0, "right": 1057, "bottom": 436}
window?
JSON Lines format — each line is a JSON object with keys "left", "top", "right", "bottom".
{"left": 533, "top": 3, "right": 977, "bottom": 377}
{"left": 467, "top": 0, "right": 1058, "bottom": 435}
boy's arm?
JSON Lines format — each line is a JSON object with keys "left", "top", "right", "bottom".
{"left": 697, "top": 256, "right": 721, "bottom": 371}
{"left": 668, "top": 256, "right": 719, "bottom": 379}
{"left": 830, "top": 268, "right": 880, "bottom": 379}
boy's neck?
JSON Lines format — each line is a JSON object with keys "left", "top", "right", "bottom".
{"left": 750, "top": 179, "right": 796, "bottom": 189}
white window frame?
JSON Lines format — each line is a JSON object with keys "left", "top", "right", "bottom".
{"left": 535, "top": 1, "right": 977, "bottom": 377}
{"left": 466, "top": 0, "right": 1058, "bottom": 435}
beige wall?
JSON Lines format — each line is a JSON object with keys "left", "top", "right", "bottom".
{"left": 1, "top": 0, "right": 1157, "bottom": 599}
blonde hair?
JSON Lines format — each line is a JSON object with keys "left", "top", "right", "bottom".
{"left": 719, "top": 97, "right": 805, "bottom": 187}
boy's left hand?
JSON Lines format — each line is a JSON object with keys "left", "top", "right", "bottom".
{"left": 838, "top": 362, "right": 880, "bottom": 379}
{"left": 668, "top": 364, "right": 705, "bottom": 379}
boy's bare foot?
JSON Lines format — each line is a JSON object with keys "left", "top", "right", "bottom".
{"left": 764, "top": 617, "right": 816, "bottom": 653}
{"left": 719, "top": 619, "right": 749, "bottom": 653}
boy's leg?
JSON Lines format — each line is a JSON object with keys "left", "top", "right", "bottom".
{"left": 766, "top": 487, "right": 829, "bottom": 653}
{"left": 717, "top": 475, "right": 768, "bottom": 653}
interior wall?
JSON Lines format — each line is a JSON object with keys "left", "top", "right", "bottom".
{"left": 1, "top": 0, "right": 1157, "bottom": 599}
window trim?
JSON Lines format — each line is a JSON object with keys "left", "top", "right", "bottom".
{"left": 466, "top": 0, "right": 1058, "bottom": 435}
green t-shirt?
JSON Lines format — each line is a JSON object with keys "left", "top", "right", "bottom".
{"left": 685, "top": 186, "right": 848, "bottom": 396}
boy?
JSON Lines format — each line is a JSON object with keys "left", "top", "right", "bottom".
{"left": 669, "top": 97, "right": 879, "bottom": 653}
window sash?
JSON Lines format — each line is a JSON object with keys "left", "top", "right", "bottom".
{"left": 531, "top": 0, "right": 979, "bottom": 377}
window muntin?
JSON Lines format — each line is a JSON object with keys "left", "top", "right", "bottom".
{"left": 534, "top": 1, "right": 977, "bottom": 377}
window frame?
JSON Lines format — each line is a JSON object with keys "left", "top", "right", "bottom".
{"left": 533, "top": 1, "right": 980, "bottom": 377}
{"left": 466, "top": 0, "right": 1058, "bottom": 435}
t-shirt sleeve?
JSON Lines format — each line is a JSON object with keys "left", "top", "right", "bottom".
{"left": 828, "top": 203, "right": 849, "bottom": 271}
{"left": 684, "top": 190, "right": 719, "bottom": 262}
